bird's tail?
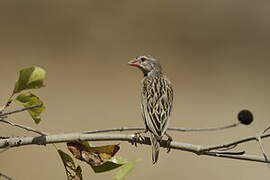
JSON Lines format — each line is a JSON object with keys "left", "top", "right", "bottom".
{"left": 150, "top": 133, "right": 160, "bottom": 164}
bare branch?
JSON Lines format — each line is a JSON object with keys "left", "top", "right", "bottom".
{"left": 0, "top": 118, "right": 47, "bottom": 136}
{"left": 263, "top": 125, "right": 270, "bottom": 133}
{"left": 168, "top": 123, "right": 240, "bottom": 132}
{"left": 82, "top": 127, "right": 146, "bottom": 134}
{"left": 209, "top": 150, "right": 245, "bottom": 155}
{"left": 200, "top": 131, "right": 270, "bottom": 151}
{"left": 203, "top": 151, "right": 269, "bottom": 163}
{"left": 0, "top": 92, "right": 15, "bottom": 113}
{"left": 255, "top": 133, "right": 269, "bottom": 163}
{"left": 1, "top": 132, "right": 270, "bottom": 164}
{"left": 82, "top": 123, "right": 239, "bottom": 134}
{"left": 0, "top": 172, "right": 15, "bottom": 180}
{"left": 0, "top": 104, "right": 42, "bottom": 117}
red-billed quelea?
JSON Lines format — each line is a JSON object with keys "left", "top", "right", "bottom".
{"left": 128, "top": 55, "right": 173, "bottom": 164}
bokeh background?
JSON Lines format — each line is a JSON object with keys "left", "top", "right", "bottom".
{"left": 1, "top": 1, "right": 270, "bottom": 179}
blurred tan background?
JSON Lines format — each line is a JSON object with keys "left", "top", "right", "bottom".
{"left": 0, "top": 0, "right": 270, "bottom": 179}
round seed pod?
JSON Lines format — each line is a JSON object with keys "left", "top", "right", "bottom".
{"left": 238, "top": 110, "right": 253, "bottom": 125}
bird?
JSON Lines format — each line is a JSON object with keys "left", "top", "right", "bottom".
{"left": 128, "top": 55, "right": 174, "bottom": 164}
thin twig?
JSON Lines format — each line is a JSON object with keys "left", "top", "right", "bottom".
{"left": 215, "top": 144, "right": 238, "bottom": 151}
{"left": 168, "top": 123, "right": 240, "bottom": 132}
{"left": 0, "top": 104, "right": 42, "bottom": 117}
{"left": 256, "top": 133, "right": 269, "bottom": 163}
{"left": 1, "top": 132, "right": 270, "bottom": 164}
{"left": 0, "top": 172, "right": 15, "bottom": 180}
{"left": 82, "top": 123, "right": 239, "bottom": 134}
{"left": 0, "top": 118, "right": 47, "bottom": 136}
{"left": 82, "top": 127, "right": 145, "bottom": 134}
{"left": 0, "top": 147, "right": 10, "bottom": 154}
{"left": 263, "top": 125, "right": 270, "bottom": 133}
{"left": 210, "top": 150, "right": 245, "bottom": 155}
{"left": 200, "top": 132, "right": 270, "bottom": 152}
{"left": 0, "top": 92, "right": 15, "bottom": 114}
{"left": 202, "top": 151, "right": 268, "bottom": 163}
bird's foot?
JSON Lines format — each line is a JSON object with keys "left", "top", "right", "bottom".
{"left": 165, "top": 132, "right": 173, "bottom": 153}
{"left": 131, "top": 130, "right": 147, "bottom": 147}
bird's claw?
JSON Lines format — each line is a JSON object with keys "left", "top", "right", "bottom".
{"left": 131, "top": 135, "right": 138, "bottom": 147}
{"left": 136, "top": 133, "right": 146, "bottom": 141}
{"left": 166, "top": 137, "right": 172, "bottom": 153}
{"left": 131, "top": 132, "right": 145, "bottom": 147}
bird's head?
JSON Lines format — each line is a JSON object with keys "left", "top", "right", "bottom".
{"left": 128, "top": 55, "right": 162, "bottom": 76}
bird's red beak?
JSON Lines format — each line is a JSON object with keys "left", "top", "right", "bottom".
{"left": 128, "top": 59, "right": 140, "bottom": 67}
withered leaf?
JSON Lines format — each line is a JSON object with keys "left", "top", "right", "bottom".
{"left": 58, "top": 149, "right": 83, "bottom": 180}
{"left": 67, "top": 141, "right": 123, "bottom": 173}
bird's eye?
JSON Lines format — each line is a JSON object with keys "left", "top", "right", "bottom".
{"left": 141, "top": 57, "right": 146, "bottom": 62}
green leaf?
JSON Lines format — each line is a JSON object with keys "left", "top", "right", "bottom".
{"left": 13, "top": 66, "right": 46, "bottom": 93}
{"left": 113, "top": 159, "right": 137, "bottom": 180}
{"left": 16, "top": 92, "right": 45, "bottom": 124}
{"left": 57, "top": 150, "right": 83, "bottom": 180}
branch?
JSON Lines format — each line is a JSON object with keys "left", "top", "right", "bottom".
{"left": 82, "top": 123, "right": 239, "bottom": 134}
{"left": 0, "top": 92, "right": 15, "bottom": 113}
{"left": 1, "top": 131, "right": 270, "bottom": 164}
{"left": 0, "top": 118, "right": 47, "bottom": 136}
{"left": 0, "top": 104, "right": 42, "bottom": 117}
{"left": 200, "top": 132, "right": 270, "bottom": 151}
{"left": 255, "top": 133, "right": 269, "bottom": 162}
{"left": 0, "top": 172, "right": 15, "bottom": 180}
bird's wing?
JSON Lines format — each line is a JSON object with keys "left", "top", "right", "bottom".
{"left": 141, "top": 76, "right": 173, "bottom": 137}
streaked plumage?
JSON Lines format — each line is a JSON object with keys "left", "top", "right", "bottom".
{"left": 128, "top": 55, "right": 173, "bottom": 164}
